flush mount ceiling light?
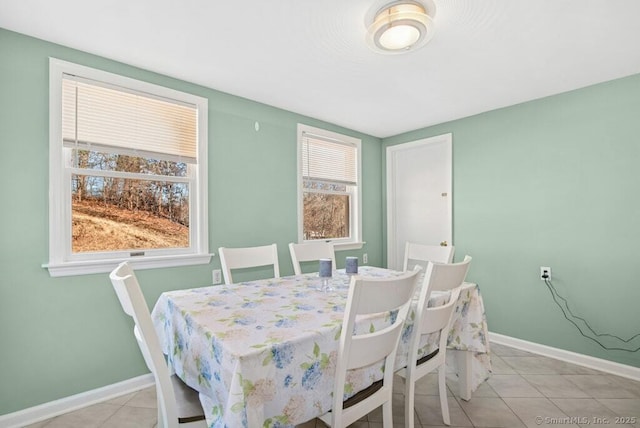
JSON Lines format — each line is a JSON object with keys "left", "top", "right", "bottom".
{"left": 366, "top": 0, "right": 435, "bottom": 54}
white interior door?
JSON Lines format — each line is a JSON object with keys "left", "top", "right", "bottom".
{"left": 386, "top": 134, "right": 452, "bottom": 270}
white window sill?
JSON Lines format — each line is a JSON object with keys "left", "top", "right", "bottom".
{"left": 333, "top": 241, "right": 365, "bottom": 251}
{"left": 43, "top": 253, "right": 213, "bottom": 277}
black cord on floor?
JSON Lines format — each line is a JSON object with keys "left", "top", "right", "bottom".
{"left": 543, "top": 278, "right": 640, "bottom": 352}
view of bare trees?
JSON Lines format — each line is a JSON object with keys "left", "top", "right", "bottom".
{"left": 303, "top": 192, "right": 350, "bottom": 240}
{"left": 71, "top": 150, "right": 350, "bottom": 251}
{"left": 71, "top": 150, "right": 190, "bottom": 252}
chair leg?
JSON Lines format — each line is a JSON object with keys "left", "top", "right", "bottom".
{"left": 332, "top": 410, "right": 342, "bottom": 428}
{"left": 155, "top": 394, "right": 163, "bottom": 428}
{"left": 404, "top": 377, "right": 415, "bottom": 428}
{"left": 382, "top": 398, "right": 393, "bottom": 428}
{"left": 438, "top": 365, "right": 450, "bottom": 425}
{"left": 156, "top": 406, "right": 164, "bottom": 428}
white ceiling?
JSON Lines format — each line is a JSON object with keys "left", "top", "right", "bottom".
{"left": 2, "top": 0, "right": 640, "bottom": 138}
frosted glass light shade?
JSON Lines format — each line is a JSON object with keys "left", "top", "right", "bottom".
{"left": 379, "top": 24, "right": 421, "bottom": 50}
{"left": 367, "top": 1, "right": 435, "bottom": 53}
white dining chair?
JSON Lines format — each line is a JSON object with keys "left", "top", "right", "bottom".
{"left": 218, "top": 243, "right": 280, "bottom": 284}
{"left": 397, "top": 256, "right": 472, "bottom": 427}
{"left": 318, "top": 269, "right": 421, "bottom": 428}
{"left": 288, "top": 241, "right": 336, "bottom": 275}
{"left": 403, "top": 242, "right": 455, "bottom": 287}
{"left": 109, "top": 262, "right": 206, "bottom": 428}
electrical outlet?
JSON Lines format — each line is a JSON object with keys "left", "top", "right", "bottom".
{"left": 540, "top": 266, "right": 551, "bottom": 281}
{"left": 212, "top": 269, "right": 222, "bottom": 284}
{"left": 363, "top": 253, "right": 368, "bottom": 264}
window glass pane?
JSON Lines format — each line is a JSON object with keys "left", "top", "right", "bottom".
{"left": 303, "top": 192, "right": 350, "bottom": 240}
{"left": 72, "top": 149, "right": 187, "bottom": 177}
{"left": 72, "top": 174, "right": 189, "bottom": 253}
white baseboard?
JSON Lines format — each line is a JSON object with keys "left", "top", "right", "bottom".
{"left": 0, "top": 374, "right": 154, "bottom": 428}
{"left": 489, "top": 332, "right": 640, "bottom": 382}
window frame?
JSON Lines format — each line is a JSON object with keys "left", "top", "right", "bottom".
{"left": 296, "top": 123, "right": 363, "bottom": 250}
{"left": 45, "top": 58, "right": 211, "bottom": 277}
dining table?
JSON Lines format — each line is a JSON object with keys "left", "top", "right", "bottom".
{"left": 151, "top": 266, "right": 491, "bottom": 428}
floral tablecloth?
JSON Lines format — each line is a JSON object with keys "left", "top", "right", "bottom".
{"left": 151, "top": 266, "right": 491, "bottom": 428}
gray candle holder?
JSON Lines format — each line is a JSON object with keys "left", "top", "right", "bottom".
{"left": 346, "top": 256, "right": 358, "bottom": 274}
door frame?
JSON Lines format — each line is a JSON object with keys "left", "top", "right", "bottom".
{"left": 386, "top": 133, "right": 453, "bottom": 269}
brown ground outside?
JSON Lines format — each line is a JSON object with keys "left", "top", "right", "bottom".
{"left": 72, "top": 199, "right": 189, "bottom": 253}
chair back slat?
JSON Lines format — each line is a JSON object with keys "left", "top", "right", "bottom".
{"left": 351, "top": 275, "right": 417, "bottom": 315}
{"left": 218, "top": 244, "right": 280, "bottom": 284}
{"left": 403, "top": 242, "right": 454, "bottom": 272}
{"left": 420, "top": 287, "right": 462, "bottom": 335}
{"left": 347, "top": 322, "right": 405, "bottom": 369}
{"left": 426, "top": 255, "right": 471, "bottom": 292}
{"left": 288, "top": 242, "right": 336, "bottom": 275}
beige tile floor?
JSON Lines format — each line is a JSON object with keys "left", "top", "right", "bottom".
{"left": 24, "top": 342, "right": 640, "bottom": 428}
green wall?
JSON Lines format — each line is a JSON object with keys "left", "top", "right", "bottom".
{"left": 0, "top": 28, "right": 383, "bottom": 415}
{"left": 383, "top": 73, "right": 640, "bottom": 369}
{"left": 2, "top": 25, "right": 640, "bottom": 417}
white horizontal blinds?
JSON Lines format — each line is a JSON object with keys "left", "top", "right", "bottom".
{"left": 302, "top": 132, "right": 357, "bottom": 185}
{"left": 62, "top": 75, "right": 198, "bottom": 163}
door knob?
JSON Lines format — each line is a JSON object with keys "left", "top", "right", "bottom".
{"left": 440, "top": 241, "right": 448, "bottom": 247}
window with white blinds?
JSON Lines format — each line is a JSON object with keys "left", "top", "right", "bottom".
{"left": 62, "top": 76, "right": 198, "bottom": 163}
{"left": 297, "top": 124, "right": 362, "bottom": 247}
{"left": 301, "top": 133, "right": 357, "bottom": 185}
{"left": 46, "top": 59, "right": 211, "bottom": 277}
